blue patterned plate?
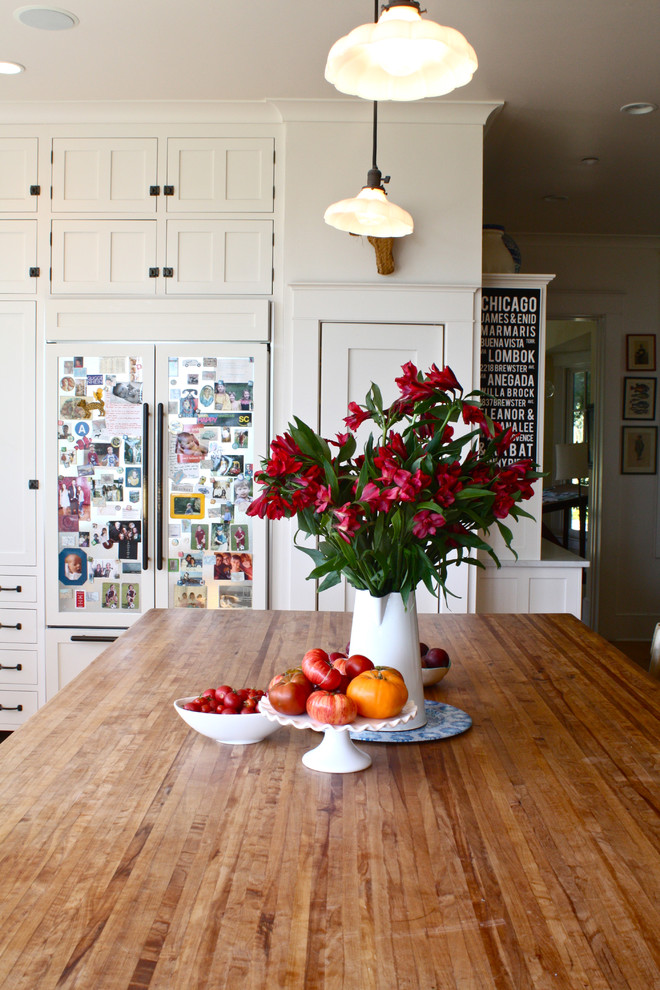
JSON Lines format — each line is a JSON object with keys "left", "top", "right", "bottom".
{"left": 349, "top": 700, "right": 471, "bottom": 743}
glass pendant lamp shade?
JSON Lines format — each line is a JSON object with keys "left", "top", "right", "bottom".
{"left": 324, "top": 182, "right": 414, "bottom": 238}
{"left": 325, "top": 1, "right": 478, "bottom": 101}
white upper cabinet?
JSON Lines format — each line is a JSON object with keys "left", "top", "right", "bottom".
{"left": 165, "top": 220, "right": 273, "bottom": 294}
{"left": 0, "top": 222, "right": 38, "bottom": 292}
{"left": 51, "top": 220, "right": 158, "bottom": 294}
{"left": 0, "top": 139, "right": 39, "bottom": 212}
{"left": 51, "top": 138, "right": 158, "bottom": 213}
{"left": 166, "top": 138, "right": 274, "bottom": 213}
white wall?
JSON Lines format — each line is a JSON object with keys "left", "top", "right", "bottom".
{"left": 268, "top": 101, "right": 494, "bottom": 608}
{"left": 515, "top": 233, "right": 660, "bottom": 641}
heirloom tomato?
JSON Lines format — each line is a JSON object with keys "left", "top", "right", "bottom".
{"left": 301, "top": 649, "right": 342, "bottom": 691}
{"left": 346, "top": 668, "right": 408, "bottom": 719}
{"left": 306, "top": 690, "right": 358, "bottom": 726}
{"left": 267, "top": 667, "right": 314, "bottom": 716}
{"left": 344, "top": 654, "right": 374, "bottom": 680}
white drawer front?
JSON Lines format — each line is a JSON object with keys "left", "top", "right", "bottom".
{"left": 0, "top": 650, "right": 38, "bottom": 684}
{"left": 0, "top": 690, "right": 38, "bottom": 727}
{"left": 0, "top": 577, "right": 38, "bottom": 604}
{"left": 0, "top": 610, "right": 37, "bottom": 644}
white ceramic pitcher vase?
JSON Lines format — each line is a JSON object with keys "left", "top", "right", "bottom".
{"left": 349, "top": 589, "right": 427, "bottom": 731}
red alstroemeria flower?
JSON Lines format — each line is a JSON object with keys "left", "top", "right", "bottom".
{"left": 329, "top": 432, "right": 351, "bottom": 448}
{"left": 247, "top": 491, "right": 293, "bottom": 520}
{"left": 493, "top": 493, "right": 515, "bottom": 519}
{"left": 265, "top": 432, "right": 304, "bottom": 478}
{"left": 426, "top": 363, "right": 462, "bottom": 395}
{"left": 434, "top": 461, "right": 464, "bottom": 507}
{"left": 412, "top": 509, "right": 446, "bottom": 538}
{"left": 359, "top": 481, "right": 397, "bottom": 513}
{"left": 315, "top": 484, "right": 334, "bottom": 512}
{"left": 387, "top": 431, "right": 408, "bottom": 460}
{"left": 394, "top": 362, "right": 435, "bottom": 401}
{"left": 333, "top": 503, "right": 362, "bottom": 543}
{"left": 344, "top": 402, "right": 372, "bottom": 431}
{"left": 461, "top": 404, "right": 493, "bottom": 436}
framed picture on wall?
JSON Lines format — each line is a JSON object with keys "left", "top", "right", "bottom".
{"left": 622, "top": 377, "right": 657, "bottom": 420}
{"left": 621, "top": 426, "right": 657, "bottom": 474}
{"left": 626, "top": 333, "right": 656, "bottom": 371}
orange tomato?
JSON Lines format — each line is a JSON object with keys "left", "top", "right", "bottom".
{"left": 346, "top": 668, "right": 408, "bottom": 719}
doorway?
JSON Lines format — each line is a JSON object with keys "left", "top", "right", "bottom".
{"left": 543, "top": 318, "right": 601, "bottom": 626}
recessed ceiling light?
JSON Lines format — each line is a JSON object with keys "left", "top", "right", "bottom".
{"left": 0, "top": 61, "right": 25, "bottom": 74}
{"left": 14, "top": 6, "right": 78, "bottom": 30}
{"left": 580, "top": 157, "right": 599, "bottom": 166}
{"left": 543, "top": 194, "right": 568, "bottom": 203}
{"left": 620, "top": 102, "right": 658, "bottom": 115}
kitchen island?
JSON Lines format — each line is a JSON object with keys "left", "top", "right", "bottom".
{"left": 0, "top": 609, "right": 658, "bottom": 989}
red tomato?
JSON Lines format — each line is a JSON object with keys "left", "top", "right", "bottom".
{"left": 268, "top": 668, "right": 314, "bottom": 716}
{"left": 223, "top": 691, "right": 240, "bottom": 708}
{"left": 329, "top": 651, "right": 347, "bottom": 661}
{"left": 220, "top": 706, "right": 238, "bottom": 714}
{"left": 345, "top": 654, "right": 375, "bottom": 680}
{"left": 182, "top": 701, "right": 202, "bottom": 712}
{"left": 200, "top": 688, "right": 216, "bottom": 700}
{"left": 214, "top": 684, "right": 233, "bottom": 703}
{"left": 306, "top": 690, "right": 358, "bottom": 725}
{"left": 302, "top": 649, "right": 342, "bottom": 690}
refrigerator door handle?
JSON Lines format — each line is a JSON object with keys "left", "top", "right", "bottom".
{"left": 142, "top": 402, "right": 149, "bottom": 570}
{"left": 156, "top": 402, "right": 164, "bottom": 571}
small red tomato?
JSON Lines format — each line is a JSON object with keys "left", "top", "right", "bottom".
{"left": 306, "top": 690, "right": 358, "bottom": 725}
{"left": 223, "top": 691, "right": 240, "bottom": 708}
{"left": 220, "top": 706, "right": 238, "bottom": 714}
{"left": 182, "top": 701, "right": 202, "bottom": 712}
{"left": 345, "top": 654, "right": 375, "bottom": 680}
{"left": 200, "top": 703, "right": 212, "bottom": 713}
{"left": 214, "top": 684, "right": 232, "bottom": 703}
{"left": 302, "top": 649, "right": 342, "bottom": 690}
{"left": 235, "top": 688, "right": 251, "bottom": 703}
{"left": 241, "top": 699, "right": 258, "bottom": 713}
{"left": 200, "top": 688, "right": 216, "bottom": 699}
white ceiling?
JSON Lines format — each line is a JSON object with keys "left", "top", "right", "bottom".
{"left": 1, "top": 0, "right": 658, "bottom": 236}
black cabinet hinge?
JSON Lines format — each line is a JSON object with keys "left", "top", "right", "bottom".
{"left": 162, "top": 267, "right": 174, "bottom": 278}
{"left": 149, "top": 185, "right": 160, "bottom": 196}
{"left": 163, "top": 185, "right": 174, "bottom": 196}
{"left": 29, "top": 267, "right": 40, "bottom": 278}
{"left": 149, "top": 267, "right": 160, "bottom": 278}
{"left": 30, "top": 185, "right": 40, "bottom": 196}
{"left": 28, "top": 479, "right": 39, "bottom": 489}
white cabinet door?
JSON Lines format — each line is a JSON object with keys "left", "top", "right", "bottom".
{"left": 319, "top": 322, "right": 445, "bottom": 614}
{"left": 51, "top": 220, "right": 158, "bottom": 294}
{"left": 0, "top": 221, "right": 38, "bottom": 292}
{"left": 45, "top": 629, "right": 122, "bottom": 699}
{"left": 166, "top": 138, "right": 274, "bottom": 212}
{"left": 51, "top": 138, "right": 158, "bottom": 213}
{"left": 165, "top": 220, "right": 272, "bottom": 294}
{"left": 0, "top": 303, "right": 37, "bottom": 566}
{"left": 0, "top": 138, "right": 39, "bottom": 212}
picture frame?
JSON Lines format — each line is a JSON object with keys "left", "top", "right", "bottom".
{"left": 626, "top": 333, "right": 656, "bottom": 371}
{"left": 621, "top": 426, "right": 657, "bottom": 474}
{"left": 622, "top": 377, "right": 656, "bottom": 420}
{"left": 170, "top": 494, "right": 205, "bottom": 519}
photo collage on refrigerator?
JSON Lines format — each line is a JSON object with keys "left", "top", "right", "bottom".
{"left": 167, "top": 355, "right": 255, "bottom": 610}
{"left": 57, "top": 355, "right": 145, "bottom": 613}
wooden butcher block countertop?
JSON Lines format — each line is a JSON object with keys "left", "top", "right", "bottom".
{"left": 0, "top": 609, "right": 658, "bottom": 989}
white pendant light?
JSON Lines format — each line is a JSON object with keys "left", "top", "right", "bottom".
{"left": 324, "top": 169, "right": 414, "bottom": 237}
{"left": 324, "top": 102, "right": 414, "bottom": 238}
{"left": 325, "top": 0, "right": 478, "bottom": 102}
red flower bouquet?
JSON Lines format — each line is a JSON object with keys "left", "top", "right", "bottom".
{"left": 248, "top": 363, "right": 539, "bottom": 601}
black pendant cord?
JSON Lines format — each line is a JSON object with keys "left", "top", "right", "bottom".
{"left": 372, "top": 100, "right": 378, "bottom": 171}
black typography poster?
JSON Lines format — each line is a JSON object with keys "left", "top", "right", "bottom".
{"left": 480, "top": 286, "right": 541, "bottom": 466}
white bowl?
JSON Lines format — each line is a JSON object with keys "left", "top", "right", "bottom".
{"left": 421, "top": 659, "right": 451, "bottom": 686}
{"left": 173, "top": 697, "right": 281, "bottom": 745}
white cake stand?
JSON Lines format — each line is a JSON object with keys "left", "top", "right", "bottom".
{"left": 259, "top": 697, "right": 417, "bottom": 773}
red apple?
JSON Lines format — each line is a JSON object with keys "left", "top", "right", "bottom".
{"left": 425, "top": 647, "right": 450, "bottom": 668}
{"left": 419, "top": 642, "right": 429, "bottom": 656}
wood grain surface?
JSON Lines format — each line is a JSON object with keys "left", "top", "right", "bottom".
{"left": 0, "top": 610, "right": 658, "bottom": 989}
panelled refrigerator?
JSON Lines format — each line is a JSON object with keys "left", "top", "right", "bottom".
{"left": 46, "top": 341, "right": 269, "bottom": 641}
